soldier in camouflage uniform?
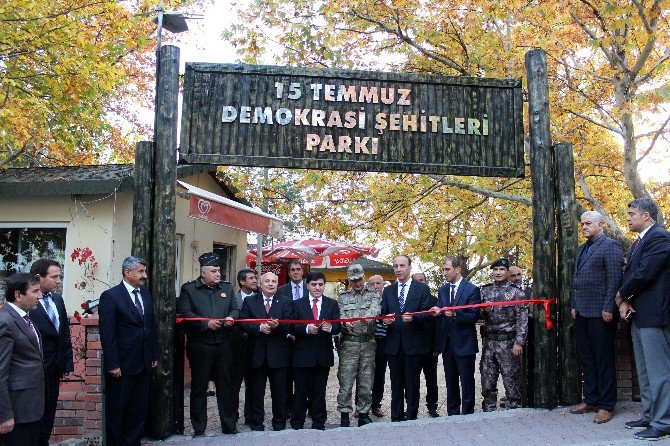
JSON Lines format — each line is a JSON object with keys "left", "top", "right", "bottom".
{"left": 479, "top": 258, "right": 528, "bottom": 412}
{"left": 337, "top": 264, "right": 381, "bottom": 427}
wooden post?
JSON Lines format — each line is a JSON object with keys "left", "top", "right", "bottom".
{"left": 147, "top": 44, "right": 179, "bottom": 439}
{"left": 555, "top": 142, "right": 581, "bottom": 404}
{"left": 131, "top": 141, "right": 155, "bottom": 261}
{"left": 525, "top": 49, "right": 558, "bottom": 409}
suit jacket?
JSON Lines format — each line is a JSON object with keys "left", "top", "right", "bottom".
{"left": 434, "top": 279, "right": 481, "bottom": 356}
{"left": 571, "top": 234, "right": 624, "bottom": 317}
{"left": 230, "top": 290, "right": 254, "bottom": 341}
{"left": 177, "top": 278, "right": 239, "bottom": 344}
{"left": 30, "top": 292, "right": 74, "bottom": 376}
{"left": 291, "top": 295, "right": 341, "bottom": 367}
{"left": 240, "top": 294, "right": 292, "bottom": 368}
{"left": 619, "top": 224, "right": 670, "bottom": 328}
{"left": 278, "top": 280, "right": 309, "bottom": 301}
{"left": 98, "top": 283, "right": 160, "bottom": 375}
{"left": 381, "top": 280, "right": 433, "bottom": 356}
{"left": 0, "top": 305, "right": 46, "bottom": 424}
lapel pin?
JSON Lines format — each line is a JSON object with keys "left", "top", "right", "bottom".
{"left": 221, "top": 292, "right": 227, "bottom": 299}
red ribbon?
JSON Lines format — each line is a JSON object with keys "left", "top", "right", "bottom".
{"left": 175, "top": 298, "right": 556, "bottom": 330}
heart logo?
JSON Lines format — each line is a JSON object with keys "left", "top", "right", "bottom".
{"left": 198, "top": 199, "right": 212, "bottom": 215}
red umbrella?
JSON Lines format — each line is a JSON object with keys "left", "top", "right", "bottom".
{"left": 247, "top": 238, "right": 378, "bottom": 268}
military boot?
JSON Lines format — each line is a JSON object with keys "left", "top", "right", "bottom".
{"left": 358, "top": 413, "right": 373, "bottom": 427}
{"left": 340, "top": 412, "right": 350, "bottom": 427}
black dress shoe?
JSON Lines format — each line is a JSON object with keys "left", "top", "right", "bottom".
{"left": 192, "top": 431, "right": 204, "bottom": 438}
{"left": 249, "top": 425, "right": 264, "bottom": 432}
{"left": 358, "top": 414, "right": 373, "bottom": 426}
{"left": 222, "top": 428, "right": 239, "bottom": 434}
{"left": 634, "top": 426, "right": 670, "bottom": 440}
{"left": 311, "top": 424, "right": 325, "bottom": 431}
{"left": 625, "top": 418, "right": 651, "bottom": 429}
{"left": 341, "top": 412, "right": 350, "bottom": 427}
{"left": 428, "top": 409, "right": 439, "bottom": 418}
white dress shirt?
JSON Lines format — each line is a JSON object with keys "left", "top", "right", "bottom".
{"left": 122, "top": 280, "right": 145, "bottom": 313}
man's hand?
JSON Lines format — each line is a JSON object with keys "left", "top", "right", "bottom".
{"left": 402, "top": 314, "right": 413, "bottom": 323}
{"left": 223, "top": 317, "right": 234, "bottom": 327}
{"left": 344, "top": 321, "right": 355, "bottom": 330}
{"left": 571, "top": 309, "right": 577, "bottom": 320}
{"left": 512, "top": 344, "right": 523, "bottom": 356}
{"left": 307, "top": 324, "right": 319, "bottom": 334}
{"left": 602, "top": 311, "right": 613, "bottom": 323}
{"left": 615, "top": 291, "right": 623, "bottom": 307}
{"left": 0, "top": 418, "right": 14, "bottom": 435}
{"left": 619, "top": 301, "right": 635, "bottom": 320}
{"left": 287, "top": 334, "right": 296, "bottom": 341}
{"left": 151, "top": 361, "right": 158, "bottom": 368}
{"left": 444, "top": 310, "right": 454, "bottom": 318}
{"left": 382, "top": 315, "right": 395, "bottom": 325}
{"left": 430, "top": 306, "right": 442, "bottom": 317}
{"left": 321, "top": 321, "right": 332, "bottom": 332}
{"left": 267, "top": 319, "right": 279, "bottom": 329}
{"left": 207, "top": 319, "right": 223, "bottom": 331}
{"left": 260, "top": 323, "right": 272, "bottom": 334}
{"left": 108, "top": 368, "right": 122, "bottom": 378}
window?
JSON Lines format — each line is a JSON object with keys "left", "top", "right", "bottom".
{"left": 213, "top": 243, "right": 235, "bottom": 283}
{"left": 0, "top": 226, "right": 67, "bottom": 301}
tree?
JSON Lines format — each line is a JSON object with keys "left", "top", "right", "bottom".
{"left": 0, "top": 0, "right": 199, "bottom": 168}
{"left": 223, "top": 0, "right": 669, "bottom": 272}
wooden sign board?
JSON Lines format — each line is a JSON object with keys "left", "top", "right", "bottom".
{"left": 180, "top": 64, "right": 524, "bottom": 177}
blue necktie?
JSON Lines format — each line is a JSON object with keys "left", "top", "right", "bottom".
{"left": 43, "top": 293, "right": 59, "bottom": 332}
{"left": 398, "top": 283, "right": 407, "bottom": 312}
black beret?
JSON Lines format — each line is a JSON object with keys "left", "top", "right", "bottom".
{"left": 490, "top": 258, "right": 510, "bottom": 269}
{"left": 198, "top": 252, "right": 220, "bottom": 268}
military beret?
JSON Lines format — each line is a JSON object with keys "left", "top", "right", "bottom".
{"left": 198, "top": 252, "right": 220, "bottom": 268}
{"left": 490, "top": 258, "right": 510, "bottom": 269}
{"left": 347, "top": 263, "right": 365, "bottom": 280}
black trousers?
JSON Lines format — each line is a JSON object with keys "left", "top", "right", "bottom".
{"left": 442, "top": 341, "right": 476, "bottom": 415}
{"left": 0, "top": 420, "right": 40, "bottom": 446}
{"left": 231, "top": 339, "right": 253, "bottom": 423}
{"left": 251, "top": 364, "right": 288, "bottom": 430}
{"left": 388, "top": 353, "right": 422, "bottom": 421}
{"left": 576, "top": 314, "right": 617, "bottom": 410}
{"left": 105, "top": 368, "right": 150, "bottom": 446}
{"left": 421, "top": 353, "right": 439, "bottom": 411}
{"left": 37, "top": 362, "right": 59, "bottom": 446}
{"left": 371, "top": 337, "right": 388, "bottom": 409}
{"left": 291, "top": 366, "right": 330, "bottom": 429}
{"left": 186, "top": 340, "right": 236, "bottom": 434}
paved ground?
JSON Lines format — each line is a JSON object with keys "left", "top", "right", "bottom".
{"left": 148, "top": 350, "right": 670, "bottom": 446}
{"left": 150, "top": 401, "right": 669, "bottom": 446}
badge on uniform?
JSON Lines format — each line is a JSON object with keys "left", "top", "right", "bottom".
{"left": 220, "top": 292, "right": 227, "bottom": 299}
{"left": 504, "top": 292, "right": 514, "bottom": 301}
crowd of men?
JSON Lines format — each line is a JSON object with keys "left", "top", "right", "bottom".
{"left": 1, "top": 199, "right": 669, "bottom": 445}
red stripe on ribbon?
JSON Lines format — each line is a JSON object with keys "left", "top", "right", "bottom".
{"left": 175, "top": 298, "right": 557, "bottom": 330}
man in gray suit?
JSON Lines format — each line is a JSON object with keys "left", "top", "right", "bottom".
{"left": 232, "top": 267, "right": 257, "bottom": 426}
{"left": 0, "top": 273, "right": 46, "bottom": 446}
{"left": 569, "top": 211, "right": 623, "bottom": 424}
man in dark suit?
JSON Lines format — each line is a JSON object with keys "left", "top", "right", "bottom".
{"left": 615, "top": 199, "right": 670, "bottom": 441}
{"left": 240, "top": 272, "right": 292, "bottom": 431}
{"left": 0, "top": 273, "right": 45, "bottom": 446}
{"left": 432, "top": 256, "right": 481, "bottom": 416}
{"left": 277, "top": 259, "right": 309, "bottom": 416}
{"left": 569, "top": 211, "right": 623, "bottom": 424}
{"left": 412, "top": 272, "right": 439, "bottom": 418}
{"left": 290, "top": 271, "right": 341, "bottom": 430}
{"left": 232, "top": 268, "right": 257, "bottom": 426}
{"left": 99, "top": 256, "right": 160, "bottom": 446}
{"left": 177, "top": 252, "right": 238, "bottom": 437}
{"left": 29, "top": 259, "right": 74, "bottom": 446}
{"left": 381, "top": 255, "right": 433, "bottom": 421}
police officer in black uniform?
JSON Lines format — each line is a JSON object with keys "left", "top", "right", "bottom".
{"left": 177, "top": 252, "right": 239, "bottom": 437}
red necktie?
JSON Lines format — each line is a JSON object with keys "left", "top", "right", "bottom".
{"left": 312, "top": 298, "right": 319, "bottom": 320}
{"left": 265, "top": 297, "right": 271, "bottom": 314}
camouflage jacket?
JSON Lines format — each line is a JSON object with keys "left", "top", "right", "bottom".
{"left": 338, "top": 286, "right": 381, "bottom": 337}
{"left": 480, "top": 280, "right": 528, "bottom": 345}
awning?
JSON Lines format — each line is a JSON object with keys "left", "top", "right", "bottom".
{"left": 178, "top": 180, "right": 283, "bottom": 237}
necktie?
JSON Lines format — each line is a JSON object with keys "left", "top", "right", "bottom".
{"left": 23, "top": 314, "right": 40, "bottom": 348}
{"left": 132, "top": 289, "right": 144, "bottom": 317}
{"left": 630, "top": 237, "right": 641, "bottom": 257}
{"left": 449, "top": 284, "right": 456, "bottom": 307}
{"left": 398, "top": 283, "right": 406, "bottom": 311}
{"left": 294, "top": 284, "right": 300, "bottom": 301}
{"left": 312, "top": 298, "right": 319, "bottom": 320}
{"left": 265, "top": 297, "right": 272, "bottom": 314}
{"left": 43, "top": 293, "right": 59, "bottom": 332}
